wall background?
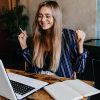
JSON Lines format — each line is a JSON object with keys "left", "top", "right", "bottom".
{"left": 20, "top": 0, "right": 96, "bottom": 40}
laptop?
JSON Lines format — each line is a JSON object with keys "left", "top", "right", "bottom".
{"left": 0, "top": 59, "right": 48, "bottom": 100}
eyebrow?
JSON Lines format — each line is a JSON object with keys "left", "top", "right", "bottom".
{"left": 38, "top": 13, "right": 52, "bottom": 16}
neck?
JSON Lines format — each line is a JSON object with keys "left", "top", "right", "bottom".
{"left": 45, "top": 36, "right": 51, "bottom": 52}
{"left": 45, "top": 29, "right": 51, "bottom": 36}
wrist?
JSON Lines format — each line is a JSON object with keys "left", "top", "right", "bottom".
{"left": 78, "top": 44, "right": 83, "bottom": 54}
{"left": 21, "top": 44, "right": 27, "bottom": 49}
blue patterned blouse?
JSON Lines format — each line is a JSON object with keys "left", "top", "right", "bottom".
{"left": 21, "top": 28, "right": 87, "bottom": 78}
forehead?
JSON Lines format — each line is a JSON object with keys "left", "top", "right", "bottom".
{"left": 39, "top": 6, "right": 52, "bottom": 15}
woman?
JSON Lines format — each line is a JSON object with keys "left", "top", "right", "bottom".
{"left": 18, "top": 0, "right": 87, "bottom": 78}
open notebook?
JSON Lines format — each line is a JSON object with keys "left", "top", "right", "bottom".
{"left": 44, "top": 79, "right": 100, "bottom": 100}
{"left": 0, "top": 59, "right": 48, "bottom": 100}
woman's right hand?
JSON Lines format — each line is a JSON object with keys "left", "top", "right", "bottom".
{"left": 18, "top": 30, "right": 28, "bottom": 49}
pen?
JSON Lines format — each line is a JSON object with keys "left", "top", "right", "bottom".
{"left": 19, "top": 27, "right": 24, "bottom": 33}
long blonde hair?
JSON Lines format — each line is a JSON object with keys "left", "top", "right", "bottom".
{"left": 32, "top": 0, "right": 62, "bottom": 72}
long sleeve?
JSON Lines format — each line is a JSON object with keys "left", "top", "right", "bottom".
{"left": 21, "top": 48, "right": 40, "bottom": 73}
{"left": 56, "top": 29, "right": 87, "bottom": 78}
{"left": 21, "top": 48, "right": 48, "bottom": 73}
{"left": 68, "top": 29, "right": 87, "bottom": 73}
{"left": 73, "top": 49, "right": 87, "bottom": 73}
{"left": 22, "top": 48, "right": 32, "bottom": 66}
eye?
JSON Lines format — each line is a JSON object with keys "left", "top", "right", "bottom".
{"left": 46, "top": 15, "right": 52, "bottom": 19}
{"left": 38, "top": 14, "right": 43, "bottom": 18}
{"left": 46, "top": 15, "right": 51, "bottom": 18}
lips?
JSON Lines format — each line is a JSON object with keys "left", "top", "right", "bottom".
{"left": 41, "top": 23, "right": 50, "bottom": 28}
{"left": 41, "top": 22, "right": 48, "bottom": 26}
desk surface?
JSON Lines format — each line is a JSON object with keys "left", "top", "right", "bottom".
{"left": 0, "top": 69, "right": 94, "bottom": 100}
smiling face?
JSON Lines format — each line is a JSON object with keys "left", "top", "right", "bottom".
{"left": 38, "top": 6, "right": 54, "bottom": 30}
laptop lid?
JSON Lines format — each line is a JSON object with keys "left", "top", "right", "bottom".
{"left": 0, "top": 60, "right": 17, "bottom": 100}
{"left": 0, "top": 59, "right": 48, "bottom": 100}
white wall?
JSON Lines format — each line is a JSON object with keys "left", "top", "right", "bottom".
{"left": 20, "top": 0, "right": 96, "bottom": 40}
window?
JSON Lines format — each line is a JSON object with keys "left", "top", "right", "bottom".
{"left": 96, "top": 0, "right": 100, "bottom": 39}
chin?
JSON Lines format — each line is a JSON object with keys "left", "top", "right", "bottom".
{"left": 42, "top": 27, "right": 49, "bottom": 30}
{"left": 42, "top": 26, "right": 51, "bottom": 30}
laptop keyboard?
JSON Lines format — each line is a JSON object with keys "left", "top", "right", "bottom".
{"left": 10, "top": 80, "right": 35, "bottom": 95}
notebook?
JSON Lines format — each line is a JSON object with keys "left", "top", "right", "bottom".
{"left": 0, "top": 59, "right": 48, "bottom": 100}
{"left": 44, "top": 79, "right": 100, "bottom": 100}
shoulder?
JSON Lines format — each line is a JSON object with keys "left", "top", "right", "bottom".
{"left": 62, "top": 28, "right": 75, "bottom": 38}
{"left": 62, "top": 28, "right": 75, "bottom": 35}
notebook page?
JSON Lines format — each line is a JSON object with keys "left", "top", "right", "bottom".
{"left": 44, "top": 82, "right": 83, "bottom": 100}
{"left": 63, "top": 79, "right": 100, "bottom": 97}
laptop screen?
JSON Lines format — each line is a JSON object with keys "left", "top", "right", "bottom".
{"left": 0, "top": 59, "right": 48, "bottom": 100}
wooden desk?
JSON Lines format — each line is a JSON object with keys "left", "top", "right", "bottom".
{"left": 0, "top": 69, "right": 94, "bottom": 100}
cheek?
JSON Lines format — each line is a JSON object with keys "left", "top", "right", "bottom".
{"left": 50, "top": 18, "right": 54, "bottom": 26}
{"left": 38, "top": 18, "right": 41, "bottom": 23}
{"left": 38, "top": 20, "right": 42, "bottom": 27}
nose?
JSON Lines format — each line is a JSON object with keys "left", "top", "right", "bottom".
{"left": 41, "top": 16, "right": 46, "bottom": 22}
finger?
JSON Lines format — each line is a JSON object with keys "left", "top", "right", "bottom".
{"left": 75, "top": 31, "right": 83, "bottom": 42}
{"left": 75, "top": 30, "right": 80, "bottom": 40}
{"left": 19, "top": 32, "right": 26, "bottom": 37}
{"left": 76, "top": 30, "right": 85, "bottom": 39}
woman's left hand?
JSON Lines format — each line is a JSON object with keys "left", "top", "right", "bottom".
{"left": 75, "top": 30, "right": 86, "bottom": 54}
